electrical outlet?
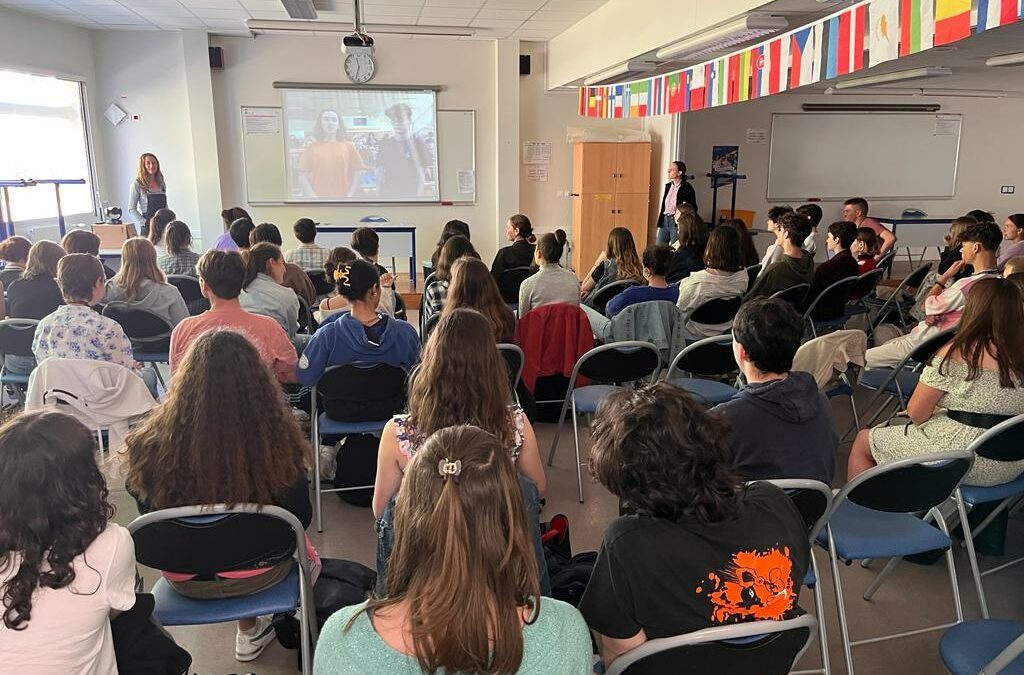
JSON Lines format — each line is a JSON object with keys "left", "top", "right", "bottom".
{"left": 1001, "top": 185, "right": 1016, "bottom": 194}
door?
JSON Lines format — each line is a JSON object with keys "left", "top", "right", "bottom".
{"left": 573, "top": 143, "right": 618, "bottom": 195}
{"left": 572, "top": 193, "right": 616, "bottom": 277}
{"left": 614, "top": 193, "right": 652, "bottom": 250}
{"left": 615, "top": 143, "right": 652, "bottom": 194}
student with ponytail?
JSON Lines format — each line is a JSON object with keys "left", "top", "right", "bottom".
{"left": 517, "top": 229, "right": 579, "bottom": 315}
{"left": 315, "top": 425, "right": 591, "bottom": 675}
{"left": 239, "top": 242, "right": 300, "bottom": 339}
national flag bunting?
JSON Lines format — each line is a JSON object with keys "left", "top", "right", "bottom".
{"left": 789, "top": 26, "right": 815, "bottom": 89}
{"left": 752, "top": 45, "right": 767, "bottom": 98}
{"left": 869, "top": 0, "right": 900, "bottom": 66}
{"left": 688, "top": 65, "right": 706, "bottom": 111}
{"left": 667, "top": 72, "right": 685, "bottom": 114}
{"left": 899, "top": 0, "right": 934, "bottom": 56}
{"left": 976, "top": 0, "right": 1020, "bottom": 31}
{"left": 934, "top": 0, "right": 971, "bottom": 44}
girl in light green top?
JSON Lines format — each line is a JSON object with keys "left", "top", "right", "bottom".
{"left": 314, "top": 425, "right": 592, "bottom": 675}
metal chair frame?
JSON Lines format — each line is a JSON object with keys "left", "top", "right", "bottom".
{"left": 770, "top": 282, "right": 810, "bottom": 308}
{"left": 865, "top": 262, "right": 933, "bottom": 330}
{"left": 101, "top": 303, "right": 172, "bottom": 387}
{"left": 802, "top": 275, "right": 861, "bottom": 338}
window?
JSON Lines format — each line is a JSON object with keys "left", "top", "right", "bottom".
{"left": 0, "top": 69, "right": 96, "bottom": 224}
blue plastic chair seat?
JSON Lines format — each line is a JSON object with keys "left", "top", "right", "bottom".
{"left": 669, "top": 377, "right": 737, "bottom": 405}
{"left": 1, "top": 372, "right": 30, "bottom": 385}
{"left": 572, "top": 384, "right": 621, "bottom": 413}
{"left": 151, "top": 564, "right": 299, "bottom": 626}
{"left": 815, "top": 500, "right": 952, "bottom": 560}
{"left": 804, "top": 565, "right": 816, "bottom": 588}
{"left": 860, "top": 367, "right": 921, "bottom": 397}
{"left": 813, "top": 316, "right": 849, "bottom": 331}
{"left": 825, "top": 383, "right": 854, "bottom": 399}
{"left": 940, "top": 620, "right": 1024, "bottom": 675}
{"left": 960, "top": 473, "right": 1024, "bottom": 506}
{"left": 317, "top": 413, "right": 388, "bottom": 436}
{"left": 134, "top": 351, "right": 170, "bottom": 363}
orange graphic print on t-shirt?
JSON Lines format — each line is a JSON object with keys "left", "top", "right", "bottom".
{"left": 695, "top": 547, "right": 797, "bottom": 623}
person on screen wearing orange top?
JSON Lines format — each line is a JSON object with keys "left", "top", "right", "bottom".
{"left": 297, "top": 109, "right": 365, "bottom": 199}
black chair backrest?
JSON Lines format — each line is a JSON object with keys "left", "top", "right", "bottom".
{"left": 689, "top": 295, "right": 743, "bottom": 325}
{"left": 422, "top": 312, "right": 441, "bottom": 343}
{"left": 850, "top": 268, "right": 886, "bottom": 299}
{"left": 102, "top": 304, "right": 172, "bottom": 351}
{"left": 803, "top": 276, "right": 860, "bottom": 320}
{"left": 297, "top": 296, "right": 318, "bottom": 334}
{"left": 847, "top": 456, "right": 972, "bottom": 513}
{"left": 393, "top": 291, "right": 407, "bottom": 321}
{"left": 618, "top": 626, "right": 812, "bottom": 675}
{"left": 306, "top": 269, "right": 334, "bottom": 297}
{"left": 746, "top": 264, "right": 762, "bottom": 289}
{"left": 317, "top": 362, "right": 408, "bottom": 422}
{"left": 670, "top": 337, "right": 737, "bottom": 379}
{"left": 876, "top": 251, "right": 896, "bottom": 272}
{"left": 132, "top": 512, "right": 295, "bottom": 576}
{"left": 421, "top": 271, "right": 438, "bottom": 291}
{"left": 972, "top": 415, "right": 1024, "bottom": 463}
{"left": 589, "top": 279, "right": 640, "bottom": 314}
{"left": 578, "top": 343, "right": 661, "bottom": 385}
{"left": 497, "top": 266, "right": 534, "bottom": 304}
{"left": 0, "top": 268, "right": 23, "bottom": 289}
{"left": 421, "top": 264, "right": 434, "bottom": 282}
{"left": 166, "top": 275, "right": 203, "bottom": 304}
{"left": 907, "top": 327, "right": 956, "bottom": 367}
{"left": 784, "top": 489, "right": 829, "bottom": 538}
{"left": 0, "top": 319, "right": 39, "bottom": 359}
{"left": 498, "top": 344, "right": 523, "bottom": 391}
{"left": 901, "top": 262, "right": 934, "bottom": 290}
{"left": 770, "top": 283, "right": 809, "bottom": 307}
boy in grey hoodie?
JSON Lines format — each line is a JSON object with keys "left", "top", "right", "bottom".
{"left": 712, "top": 299, "right": 837, "bottom": 485}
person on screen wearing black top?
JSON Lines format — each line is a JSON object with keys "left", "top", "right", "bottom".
{"left": 490, "top": 214, "right": 536, "bottom": 278}
{"left": 657, "top": 161, "right": 698, "bottom": 245}
{"left": 578, "top": 382, "right": 809, "bottom": 668}
{"left": 377, "top": 103, "right": 434, "bottom": 199}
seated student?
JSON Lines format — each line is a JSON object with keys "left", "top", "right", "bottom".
{"left": 125, "top": 329, "right": 311, "bottom": 662}
{"left": 170, "top": 250, "right": 298, "bottom": 383}
{"left": 755, "top": 205, "right": 795, "bottom": 272}
{"left": 665, "top": 210, "right": 707, "bottom": 283}
{"left": 719, "top": 217, "right": 760, "bottom": 268}
{"left": 212, "top": 207, "right": 251, "bottom": 251}
{"left": 443, "top": 257, "right": 517, "bottom": 343}
{"left": 746, "top": 212, "right": 815, "bottom": 299}
{"left": 852, "top": 227, "right": 880, "bottom": 273}
{"left": 804, "top": 221, "right": 859, "bottom": 320}
{"left": 285, "top": 217, "right": 331, "bottom": 270}
{"left": 797, "top": 203, "right": 824, "bottom": 256}
{"left": 843, "top": 197, "right": 895, "bottom": 258}
{"left": 967, "top": 209, "right": 996, "bottom": 223}
{"left": 422, "top": 234, "right": 479, "bottom": 323}
{"left": 320, "top": 425, "right": 588, "bottom": 675}
{"left": 156, "top": 220, "right": 201, "bottom": 276}
{"left": 938, "top": 216, "right": 977, "bottom": 280}
{"left": 61, "top": 229, "right": 116, "bottom": 279}
{"left": 0, "top": 409, "right": 137, "bottom": 673}
{"left": 104, "top": 237, "right": 189, "bottom": 329}
{"left": 373, "top": 309, "right": 546, "bottom": 586}
{"left": 34, "top": 253, "right": 158, "bottom": 396}
{"left": 349, "top": 227, "right": 397, "bottom": 315}
{"left": 578, "top": 382, "right": 810, "bottom": 668}
{"left": 429, "top": 218, "right": 470, "bottom": 269}
{"left": 317, "top": 247, "right": 358, "bottom": 322}
{"left": 239, "top": 242, "right": 299, "bottom": 339}
{"left": 6, "top": 240, "right": 65, "bottom": 320}
{"left": 604, "top": 244, "right": 678, "bottom": 318}
{"left": 676, "top": 225, "right": 749, "bottom": 339}
{"left": 866, "top": 222, "right": 1001, "bottom": 369}
{"left": 580, "top": 227, "right": 644, "bottom": 300}
{"left": 0, "top": 235, "right": 31, "bottom": 287}
{"left": 998, "top": 214, "right": 1024, "bottom": 271}
{"left": 712, "top": 299, "right": 837, "bottom": 485}
{"left": 517, "top": 230, "right": 578, "bottom": 316}
{"left": 249, "top": 223, "right": 317, "bottom": 307}
{"left": 146, "top": 207, "right": 176, "bottom": 257}
{"left": 1004, "top": 256, "right": 1024, "bottom": 277}
{"left": 297, "top": 260, "right": 420, "bottom": 386}
{"left": 228, "top": 217, "right": 255, "bottom": 251}
{"left": 490, "top": 214, "right": 536, "bottom": 278}
{"left": 852, "top": 277, "right": 1024, "bottom": 490}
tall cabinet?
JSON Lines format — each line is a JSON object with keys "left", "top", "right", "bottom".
{"left": 570, "top": 142, "right": 652, "bottom": 277}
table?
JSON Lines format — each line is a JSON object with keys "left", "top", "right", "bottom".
{"left": 315, "top": 224, "right": 419, "bottom": 287}
{"left": 875, "top": 216, "right": 955, "bottom": 268}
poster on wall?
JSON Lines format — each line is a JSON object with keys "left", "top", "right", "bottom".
{"left": 711, "top": 145, "right": 739, "bottom": 187}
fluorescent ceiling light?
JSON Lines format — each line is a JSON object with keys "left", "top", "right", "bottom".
{"left": 825, "top": 86, "right": 1006, "bottom": 98}
{"left": 985, "top": 52, "right": 1024, "bottom": 67}
{"left": 246, "top": 19, "right": 475, "bottom": 37}
{"left": 281, "top": 0, "right": 316, "bottom": 20}
{"left": 656, "top": 15, "right": 788, "bottom": 61}
{"left": 833, "top": 66, "right": 952, "bottom": 89}
{"left": 583, "top": 60, "right": 659, "bottom": 86}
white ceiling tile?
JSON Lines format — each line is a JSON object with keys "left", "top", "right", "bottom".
{"left": 540, "top": 0, "right": 604, "bottom": 10}
{"left": 423, "top": 0, "right": 484, "bottom": 7}
{"left": 238, "top": 0, "right": 278, "bottom": 6}
{"left": 417, "top": 15, "right": 470, "bottom": 25}
{"left": 482, "top": 0, "right": 543, "bottom": 9}
{"left": 315, "top": 10, "right": 355, "bottom": 19}
{"left": 80, "top": 5, "right": 139, "bottom": 15}
{"left": 178, "top": 0, "right": 242, "bottom": 8}
{"left": 363, "top": 0, "right": 423, "bottom": 5}
{"left": 363, "top": 13, "right": 419, "bottom": 21}
{"left": 475, "top": 7, "right": 530, "bottom": 19}
{"left": 361, "top": 3, "right": 421, "bottom": 15}
{"left": 418, "top": 5, "right": 476, "bottom": 17}
{"left": 150, "top": 14, "right": 205, "bottom": 25}
{"left": 89, "top": 14, "right": 152, "bottom": 23}
{"left": 520, "top": 18, "right": 570, "bottom": 29}
{"left": 191, "top": 7, "right": 248, "bottom": 17}
{"left": 469, "top": 17, "right": 520, "bottom": 27}
{"left": 531, "top": 9, "right": 584, "bottom": 21}
{"left": 247, "top": 8, "right": 289, "bottom": 17}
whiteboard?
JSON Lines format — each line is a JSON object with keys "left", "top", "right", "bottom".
{"left": 242, "top": 107, "right": 475, "bottom": 204}
{"left": 766, "top": 113, "right": 962, "bottom": 201}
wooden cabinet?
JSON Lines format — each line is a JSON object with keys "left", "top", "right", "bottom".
{"left": 571, "top": 142, "right": 652, "bottom": 277}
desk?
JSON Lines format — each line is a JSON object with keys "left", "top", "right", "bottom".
{"left": 316, "top": 225, "right": 419, "bottom": 287}
{"left": 875, "top": 216, "right": 954, "bottom": 267}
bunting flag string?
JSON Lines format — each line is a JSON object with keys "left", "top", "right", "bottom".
{"left": 578, "top": 0, "right": 1024, "bottom": 119}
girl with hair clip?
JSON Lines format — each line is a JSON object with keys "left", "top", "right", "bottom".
{"left": 373, "top": 308, "right": 547, "bottom": 593}
{"left": 297, "top": 109, "right": 365, "bottom": 199}
{"left": 239, "top": 242, "right": 300, "bottom": 340}
{"left": 316, "top": 246, "right": 358, "bottom": 322}
{"left": 444, "top": 257, "right": 516, "bottom": 343}
{"left": 104, "top": 237, "right": 188, "bottom": 329}
{"left": 580, "top": 226, "right": 644, "bottom": 301}
{"left": 0, "top": 409, "right": 137, "bottom": 673}
{"left": 128, "top": 152, "right": 166, "bottom": 234}
{"left": 315, "top": 425, "right": 591, "bottom": 675}
{"left": 422, "top": 234, "right": 480, "bottom": 324}
{"left": 491, "top": 213, "right": 536, "bottom": 278}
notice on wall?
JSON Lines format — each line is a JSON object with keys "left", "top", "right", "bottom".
{"left": 242, "top": 107, "right": 281, "bottom": 135}
{"left": 934, "top": 115, "right": 961, "bottom": 137}
{"left": 522, "top": 141, "right": 552, "bottom": 165}
{"left": 457, "top": 169, "right": 476, "bottom": 194}
{"left": 526, "top": 166, "right": 549, "bottom": 182}
{"left": 746, "top": 128, "right": 768, "bottom": 144}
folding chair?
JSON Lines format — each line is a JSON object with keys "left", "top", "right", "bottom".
{"left": 844, "top": 268, "right": 887, "bottom": 337}
{"left": 587, "top": 279, "right": 640, "bottom": 315}
{"left": 498, "top": 343, "right": 524, "bottom": 393}
{"left": 770, "top": 282, "right": 810, "bottom": 308}
{"left": 419, "top": 275, "right": 442, "bottom": 335}
{"left": 866, "top": 262, "right": 933, "bottom": 330}
{"left": 687, "top": 295, "right": 743, "bottom": 334}
{"left": 102, "top": 303, "right": 172, "bottom": 387}
{"left": 166, "top": 274, "right": 208, "bottom": 315}
{"left": 128, "top": 504, "right": 318, "bottom": 675}
{"left": 875, "top": 250, "right": 896, "bottom": 276}
{"left": 546, "top": 341, "right": 661, "bottom": 503}
{"left": 941, "top": 620, "right": 1024, "bottom": 675}
{"left": 665, "top": 334, "right": 738, "bottom": 406}
{"left": 0, "top": 267, "right": 23, "bottom": 289}
{"left": 950, "top": 414, "right": 1024, "bottom": 620}
{"left": 310, "top": 363, "right": 408, "bottom": 532}
{"left": 304, "top": 268, "right": 334, "bottom": 298}
{"left": 817, "top": 450, "right": 974, "bottom": 675}
{"left": 393, "top": 292, "right": 407, "bottom": 321}
{"left": 421, "top": 312, "right": 440, "bottom": 343}
{"left": 759, "top": 479, "right": 834, "bottom": 675}
{"left": 745, "top": 262, "right": 762, "bottom": 289}
{"left": 496, "top": 265, "right": 534, "bottom": 305}
{"left": 803, "top": 276, "right": 861, "bottom": 338}
{"left": 0, "top": 318, "right": 39, "bottom": 397}
{"left": 297, "top": 295, "right": 318, "bottom": 335}
{"left": 605, "top": 614, "right": 818, "bottom": 675}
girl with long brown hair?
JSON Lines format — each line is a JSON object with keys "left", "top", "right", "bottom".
{"left": 422, "top": 234, "right": 480, "bottom": 323}
{"left": 443, "top": 256, "right": 516, "bottom": 343}
{"left": 124, "top": 329, "right": 312, "bottom": 661}
{"left": 666, "top": 209, "right": 708, "bottom": 283}
{"left": 316, "top": 426, "right": 591, "bottom": 675}
{"left": 104, "top": 237, "right": 188, "bottom": 328}
{"left": 580, "top": 226, "right": 644, "bottom": 299}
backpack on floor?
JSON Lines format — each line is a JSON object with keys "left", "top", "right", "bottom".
{"left": 541, "top": 515, "right": 596, "bottom": 607}
{"left": 274, "top": 558, "right": 377, "bottom": 649}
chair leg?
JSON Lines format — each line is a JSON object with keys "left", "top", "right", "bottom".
{"left": 827, "top": 527, "right": 856, "bottom": 675}
{"left": 297, "top": 566, "right": 315, "bottom": 675}
{"left": 932, "top": 507, "right": 965, "bottom": 624}
{"left": 863, "top": 556, "right": 900, "bottom": 600}
{"left": 546, "top": 393, "right": 572, "bottom": 466}
{"left": 149, "top": 362, "right": 166, "bottom": 387}
{"left": 571, "top": 396, "right": 584, "bottom": 504}
{"left": 812, "top": 552, "right": 831, "bottom": 675}
{"left": 968, "top": 496, "right": 1013, "bottom": 541}
{"left": 954, "top": 493, "right": 989, "bottom": 619}
{"left": 311, "top": 390, "right": 323, "bottom": 533}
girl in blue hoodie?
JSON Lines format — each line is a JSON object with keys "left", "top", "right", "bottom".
{"left": 297, "top": 259, "right": 420, "bottom": 387}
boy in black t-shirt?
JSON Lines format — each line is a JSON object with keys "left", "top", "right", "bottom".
{"left": 578, "top": 382, "right": 810, "bottom": 668}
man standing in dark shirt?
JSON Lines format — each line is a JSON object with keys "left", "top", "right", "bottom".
{"left": 376, "top": 103, "right": 434, "bottom": 199}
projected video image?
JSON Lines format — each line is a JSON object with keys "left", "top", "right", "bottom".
{"left": 283, "top": 88, "right": 438, "bottom": 202}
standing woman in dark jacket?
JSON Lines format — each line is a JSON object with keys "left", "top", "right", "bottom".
{"left": 656, "top": 160, "right": 698, "bottom": 245}
{"left": 490, "top": 214, "right": 536, "bottom": 278}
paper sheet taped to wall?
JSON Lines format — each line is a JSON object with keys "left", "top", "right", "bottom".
{"left": 243, "top": 108, "right": 281, "bottom": 135}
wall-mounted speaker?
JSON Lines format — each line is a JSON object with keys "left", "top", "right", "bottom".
{"left": 519, "top": 54, "right": 531, "bottom": 76}
{"left": 209, "top": 46, "right": 224, "bottom": 70}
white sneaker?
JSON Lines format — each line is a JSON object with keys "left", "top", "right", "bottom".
{"left": 235, "top": 615, "right": 276, "bottom": 662}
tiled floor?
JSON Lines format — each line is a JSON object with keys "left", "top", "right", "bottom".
{"left": 109, "top": 292, "right": 1024, "bottom": 675}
